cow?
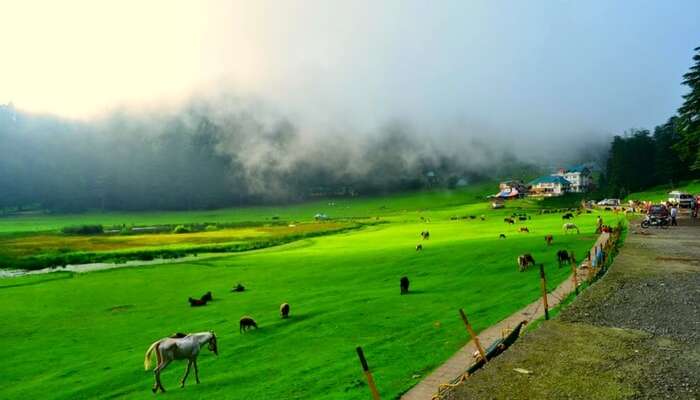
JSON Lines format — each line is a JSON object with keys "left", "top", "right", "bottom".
{"left": 556, "top": 250, "right": 572, "bottom": 267}
{"left": 562, "top": 213, "right": 574, "bottom": 220}
{"left": 504, "top": 218, "right": 515, "bottom": 224}
{"left": 519, "top": 227, "right": 530, "bottom": 233}
{"left": 400, "top": 276, "right": 410, "bottom": 294}
{"left": 188, "top": 297, "right": 207, "bottom": 307}
{"left": 280, "top": 303, "right": 290, "bottom": 319}
{"left": 200, "top": 291, "right": 213, "bottom": 302}
{"left": 239, "top": 316, "right": 258, "bottom": 333}
{"left": 499, "top": 233, "right": 506, "bottom": 239}
{"left": 563, "top": 223, "right": 580, "bottom": 234}
{"left": 420, "top": 230, "right": 430, "bottom": 240}
{"left": 416, "top": 244, "right": 423, "bottom": 251}
{"left": 517, "top": 254, "right": 536, "bottom": 272}
{"left": 231, "top": 284, "right": 245, "bottom": 292}
{"left": 544, "top": 234, "right": 553, "bottom": 246}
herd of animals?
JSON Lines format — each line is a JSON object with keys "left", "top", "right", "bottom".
{"left": 143, "top": 206, "right": 603, "bottom": 393}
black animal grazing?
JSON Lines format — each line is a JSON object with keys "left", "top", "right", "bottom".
{"left": 188, "top": 297, "right": 207, "bottom": 307}
{"left": 420, "top": 231, "right": 430, "bottom": 240}
{"left": 415, "top": 244, "right": 423, "bottom": 251}
{"left": 239, "top": 316, "right": 258, "bottom": 333}
{"left": 499, "top": 233, "right": 506, "bottom": 239}
{"left": 504, "top": 218, "right": 515, "bottom": 224}
{"left": 544, "top": 234, "right": 553, "bottom": 246}
{"left": 556, "top": 250, "right": 571, "bottom": 267}
{"left": 517, "top": 254, "right": 536, "bottom": 272}
{"left": 562, "top": 213, "right": 574, "bottom": 220}
{"left": 518, "top": 216, "right": 527, "bottom": 221}
{"left": 519, "top": 227, "right": 530, "bottom": 233}
{"left": 280, "top": 303, "right": 290, "bottom": 319}
{"left": 231, "top": 284, "right": 245, "bottom": 292}
{"left": 200, "top": 291, "right": 213, "bottom": 302}
{"left": 469, "top": 215, "right": 476, "bottom": 220}
{"left": 400, "top": 276, "right": 410, "bottom": 294}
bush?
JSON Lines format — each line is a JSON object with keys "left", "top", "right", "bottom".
{"left": 61, "top": 225, "right": 104, "bottom": 235}
{"left": 172, "top": 225, "right": 190, "bottom": 234}
{"left": 205, "top": 225, "right": 218, "bottom": 232}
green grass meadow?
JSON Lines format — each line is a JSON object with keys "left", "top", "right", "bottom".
{"left": 0, "top": 186, "right": 621, "bottom": 399}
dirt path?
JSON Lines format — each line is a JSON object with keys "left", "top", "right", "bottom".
{"left": 402, "top": 232, "right": 610, "bottom": 400}
{"left": 444, "top": 216, "right": 700, "bottom": 399}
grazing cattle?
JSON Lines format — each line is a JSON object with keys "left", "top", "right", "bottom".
{"left": 563, "top": 223, "right": 580, "bottom": 234}
{"left": 188, "top": 297, "right": 208, "bottom": 307}
{"left": 231, "top": 284, "right": 245, "bottom": 292}
{"left": 415, "top": 244, "right": 423, "bottom": 251}
{"left": 519, "top": 227, "right": 530, "bottom": 233}
{"left": 480, "top": 215, "right": 486, "bottom": 221}
{"left": 469, "top": 215, "right": 477, "bottom": 220}
{"left": 420, "top": 230, "right": 430, "bottom": 240}
{"left": 544, "top": 234, "right": 553, "bottom": 246}
{"left": 586, "top": 210, "right": 592, "bottom": 214}
{"left": 200, "top": 291, "right": 212, "bottom": 302}
{"left": 504, "top": 218, "right": 515, "bottom": 224}
{"left": 562, "top": 213, "right": 574, "bottom": 220}
{"left": 280, "top": 303, "right": 290, "bottom": 319}
{"left": 518, "top": 216, "right": 528, "bottom": 221}
{"left": 517, "top": 254, "right": 536, "bottom": 272}
{"left": 400, "top": 276, "right": 410, "bottom": 294}
{"left": 499, "top": 233, "right": 506, "bottom": 239}
{"left": 144, "top": 331, "right": 218, "bottom": 393}
{"left": 556, "top": 250, "right": 571, "bottom": 267}
{"left": 239, "top": 316, "right": 258, "bottom": 333}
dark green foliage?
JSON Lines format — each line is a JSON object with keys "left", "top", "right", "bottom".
{"left": 172, "top": 224, "right": 190, "bottom": 234}
{"left": 60, "top": 224, "right": 103, "bottom": 235}
{"left": 676, "top": 46, "right": 700, "bottom": 170}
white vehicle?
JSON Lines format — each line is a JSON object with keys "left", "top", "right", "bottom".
{"left": 596, "top": 199, "right": 620, "bottom": 207}
{"left": 668, "top": 191, "right": 694, "bottom": 208}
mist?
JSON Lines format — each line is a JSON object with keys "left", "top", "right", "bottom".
{"left": 1, "top": 1, "right": 699, "bottom": 210}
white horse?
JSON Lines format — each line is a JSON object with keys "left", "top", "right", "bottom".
{"left": 563, "top": 223, "right": 580, "bottom": 234}
{"left": 144, "top": 331, "right": 218, "bottom": 393}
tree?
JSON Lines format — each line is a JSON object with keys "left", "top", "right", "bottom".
{"left": 676, "top": 46, "right": 700, "bottom": 169}
{"left": 653, "top": 117, "right": 687, "bottom": 184}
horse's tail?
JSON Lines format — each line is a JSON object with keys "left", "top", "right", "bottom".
{"left": 144, "top": 340, "right": 160, "bottom": 371}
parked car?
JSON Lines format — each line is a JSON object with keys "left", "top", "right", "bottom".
{"left": 597, "top": 198, "right": 620, "bottom": 207}
{"left": 668, "top": 191, "right": 694, "bottom": 208}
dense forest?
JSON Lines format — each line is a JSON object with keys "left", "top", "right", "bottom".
{"left": 603, "top": 46, "right": 700, "bottom": 197}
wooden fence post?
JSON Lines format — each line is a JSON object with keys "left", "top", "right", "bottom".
{"left": 539, "top": 264, "right": 549, "bottom": 320}
{"left": 459, "top": 309, "right": 487, "bottom": 362}
{"left": 570, "top": 251, "right": 578, "bottom": 295}
{"left": 356, "top": 346, "right": 381, "bottom": 400}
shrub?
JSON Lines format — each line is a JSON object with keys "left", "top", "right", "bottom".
{"left": 205, "top": 225, "right": 218, "bottom": 232}
{"left": 61, "top": 225, "right": 104, "bottom": 235}
{"left": 172, "top": 225, "right": 190, "bottom": 234}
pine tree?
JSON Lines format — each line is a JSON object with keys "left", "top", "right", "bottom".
{"left": 676, "top": 46, "right": 700, "bottom": 169}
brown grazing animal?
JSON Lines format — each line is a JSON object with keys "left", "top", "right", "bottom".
{"left": 280, "top": 303, "right": 290, "bottom": 319}
{"left": 519, "top": 227, "right": 530, "bottom": 233}
{"left": 544, "top": 234, "right": 553, "bottom": 246}
{"left": 517, "top": 254, "right": 536, "bottom": 272}
{"left": 188, "top": 297, "right": 207, "bottom": 307}
{"left": 556, "top": 250, "right": 571, "bottom": 267}
{"left": 400, "top": 276, "right": 410, "bottom": 294}
{"left": 239, "top": 316, "right": 258, "bottom": 333}
{"left": 499, "top": 233, "right": 506, "bottom": 239}
{"left": 416, "top": 244, "right": 423, "bottom": 251}
{"left": 504, "top": 217, "right": 515, "bottom": 224}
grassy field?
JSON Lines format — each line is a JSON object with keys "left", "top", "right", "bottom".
{"left": 0, "top": 186, "right": 623, "bottom": 399}
{"left": 625, "top": 179, "right": 700, "bottom": 202}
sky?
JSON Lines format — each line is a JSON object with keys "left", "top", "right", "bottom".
{"left": 1, "top": 0, "right": 699, "bottom": 140}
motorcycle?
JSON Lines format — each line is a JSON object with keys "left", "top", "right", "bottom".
{"left": 641, "top": 214, "right": 669, "bottom": 229}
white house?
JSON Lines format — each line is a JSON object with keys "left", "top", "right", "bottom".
{"left": 528, "top": 175, "right": 571, "bottom": 197}
{"left": 553, "top": 165, "right": 592, "bottom": 193}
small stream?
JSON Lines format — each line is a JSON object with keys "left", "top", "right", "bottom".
{"left": 0, "top": 253, "right": 224, "bottom": 278}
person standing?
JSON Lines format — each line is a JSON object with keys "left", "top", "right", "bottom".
{"left": 670, "top": 205, "right": 678, "bottom": 226}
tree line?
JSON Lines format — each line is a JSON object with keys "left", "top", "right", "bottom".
{"left": 602, "top": 46, "right": 700, "bottom": 197}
